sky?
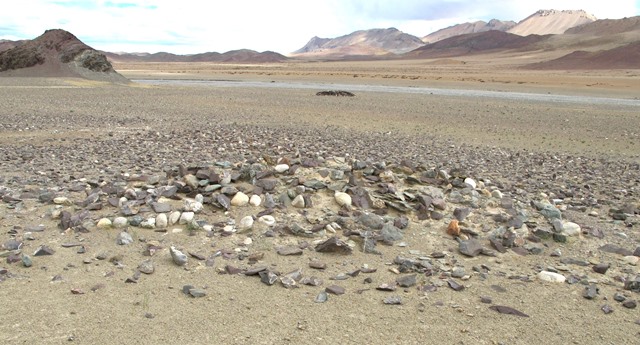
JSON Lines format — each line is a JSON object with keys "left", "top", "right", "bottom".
{"left": 1, "top": 0, "right": 638, "bottom": 55}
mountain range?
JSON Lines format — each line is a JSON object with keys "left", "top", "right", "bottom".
{"left": 1, "top": 9, "right": 639, "bottom": 73}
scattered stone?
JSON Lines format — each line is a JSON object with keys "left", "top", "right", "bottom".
{"left": 458, "top": 239, "right": 483, "bottom": 257}
{"left": 593, "top": 263, "right": 610, "bottom": 274}
{"left": 325, "top": 285, "right": 345, "bottom": 295}
{"left": 480, "top": 296, "right": 492, "bottom": 304}
{"left": 376, "top": 283, "right": 397, "bottom": 291}
{"left": 309, "top": 261, "right": 327, "bottom": 270}
{"left": 334, "top": 191, "right": 352, "bottom": 207}
{"left": 601, "top": 304, "right": 614, "bottom": 314}
{"left": 259, "top": 270, "right": 279, "bottom": 285}
{"left": 169, "top": 246, "right": 188, "bottom": 266}
{"left": 231, "top": 192, "right": 249, "bottom": 207}
{"left": 314, "top": 291, "right": 328, "bottom": 303}
{"left": 34, "top": 245, "right": 55, "bottom": 256}
{"left": 583, "top": 284, "right": 599, "bottom": 299}
{"left": 447, "top": 219, "right": 461, "bottom": 237}
{"left": 138, "top": 260, "right": 154, "bottom": 274}
{"left": 116, "top": 231, "right": 134, "bottom": 245}
{"left": 96, "top": 218, "right": 112, "bottom": 228}
{"left": 380, "top": 223, "right": 403, "bottom": 243}
{"left": 21, "top": 255, "right": 32, "bottom": 268}
{"left": 537, "top": 271, "right": 566, "bottom": 283}
{"left": 249, "top": 194, "right": 262, "bottom": 207}
{"left": 489, "top": 305, "right": 529, "bottom": 317}
{"left": 178, "top": 212, "right": 194, "bottom": 225}
{"left": 238, "top": 216, "right": 254, "bottom": 231}
{"left": 396, "top": 274, "right": 417, "bottom": 288}
{"left": 277, "top": 246, "right": 303, "bottom": 256}
{"left": 315, "top": 237, "right": 352, "bottom": 254}
{"left": 292, "top": 195, "right": 305, "bottom": 208}
{"left": 383, "top": 296, "right": 402, "bottom": 305}
{"left": 622, "top": 300, "right": 637, "bottom": 309}
{"left": 447, "top": 279, "right": 465, "bottom": 291}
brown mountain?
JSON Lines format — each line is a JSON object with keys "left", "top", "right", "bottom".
{"left": 520, "top": 15, "right": 640, "bottom": 69}
{"left": 105, "top": 49, "right": 287, "bottom": 63}
{"left": 0, "top": 39, "right": 28, "bottom": 53}
{"left": 422, "top": 19, "right": 516, "bottom": 43}
{"left": 508, "top": 9, "right": 596, "bottom": 36}
{"left": 292, "top": 28, "right": 425, "bottom": 58}
{"left": 406, "top": 30, "right": 549, "bottom": 59}
{"left": 0, "top": 29, "right": 128, "bottom": 82}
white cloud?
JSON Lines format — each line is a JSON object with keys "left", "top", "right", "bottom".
{"left": 0, "top": 0, "right": 637, "bottom": 54}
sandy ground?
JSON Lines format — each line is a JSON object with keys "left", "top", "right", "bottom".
{"left": 0, "top": 61, "right": 639, "bottom": 345}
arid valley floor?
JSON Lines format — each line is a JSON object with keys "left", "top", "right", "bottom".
{"left": 0, "top": 60, "right": 639, "bottom": 344}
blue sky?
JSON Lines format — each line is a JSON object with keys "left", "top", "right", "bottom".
{"left": 1, "top": 0, "right": 638, "bottom": 55}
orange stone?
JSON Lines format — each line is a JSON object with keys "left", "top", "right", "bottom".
{"left": 447, "top": 219, "right": 461, "bottom": 237}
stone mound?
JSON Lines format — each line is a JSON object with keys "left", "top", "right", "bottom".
{"left": 0, "top": 29, "right": 128, "bottom": 83}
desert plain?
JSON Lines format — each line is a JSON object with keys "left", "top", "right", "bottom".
{"left": 0, "top": 58, "right": 639, "bottom": 345}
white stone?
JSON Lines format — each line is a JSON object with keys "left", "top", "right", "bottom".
{"left": 140, "top": 218, "right": 156, "bottom": 229}
{"left": 491, "top": 190, "right": 503, "bottom": 199}
{"left": 156, "top": 213, "right": 168, "bottom": 228}
{"left": 118, "top": 197, "right": 128, "bottom": 207}
{"left": 292, "top": 195, "right": 305, "bottom": 208}
{"left": 230, "top": 192, "right": 249, "bottom": 207}
{"left": 464, "top": 178, "right": 477, "bottom": 189}
{"left": 238, "top": 216, "right": 254, "bottom": 230}
{"left": 168, "top": 211, "right": 181, "bottom": 225}
{"left": 249, "top": 194, "right": 262, "bottom": 207}
{"left": 96, "top": 218, "right": 112, "bottom": 228}
{"left": 170, "top": 246, "right": 188, "bottom": 266}
{"left": 194, "top": 194, "right": 204, "bottom": 203}
{"left": 243, "top": 237, "right": 253, "bottom": 246}
{"left": 537, "top": 271, "right": 566, "bottom": 283}
{"left": 623, "top": 256, "right": 639, "bottom": 266}
{"left": 53, "top": 197, "right": 72, "bottom": 205}
{"left": 274, "top": 164, "right": 289, "bottom": 173}
{"left": 183, "top": 199, "right": 203, "bottom": 213}
{"left": 334, "top": 191, "right": 352, "bottom": 207}
{"left": 112, "top": 217, "right": 128, "bottom": 228}
{"left": 258, "top": 215, "right": 276, "bottom": 226}
{"left": 179, "top": 211, "right": 194, "bottom": 225}
{"left": 561, "top": 222, "right": 581, "bottom": 236}
{"left": 183, "top": 174, "right": 199, "bottom": 189}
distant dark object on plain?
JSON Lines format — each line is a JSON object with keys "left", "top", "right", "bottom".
{"left": 316, "top": 90, "right": 355, "bottom": 97}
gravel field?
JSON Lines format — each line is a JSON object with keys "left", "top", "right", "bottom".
{"left": 0, "top": 70, "right": 638, "bottom": 344}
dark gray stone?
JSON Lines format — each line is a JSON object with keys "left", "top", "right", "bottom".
{"left": 459, "top": 239, "right": 483, "bottom": 257}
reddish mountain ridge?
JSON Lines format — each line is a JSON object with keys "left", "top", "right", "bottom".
{"left": 422, "top": 19, "right": 516, "bottom": 43}
{"left": 0, "top": 29, "right": 128, "bottom": 82}
{"left": 105, "top": 49, "right": 288, "bottom": 63}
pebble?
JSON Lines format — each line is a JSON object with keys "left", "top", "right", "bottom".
{"left": 138, "top": 260, "right": 154, "bottom": 274}
{"left": 116, "top": 231, "right": 134, "bottom": 245}
{"left": 96, "top": 218, "right": 112, "bottom": 228}
{"left": 592, "top": 263, "right": 610, "bottom": 274}
{"left": 238, "top": 216, "right": 254, "bottom": 231}
{"left": 623, "top": 256, "right": 639, "bottom": 266}
{"left": 249, "top": 194, "right": 262, "bottom": 207}
{"left": 178, "top": 212, "right": 194, "bottom": 225}
{"left": 291, "top": 195, "right": 305, "bottom": 208}
{"left": 325, "top": 285, "right": 345, "bottom": 295}
{"left": 231, "top": 192, "right": 249, "bottom": 207}
{"left": 274, "top": 164, "right": 289, "bottom": 173}
{"left": 315, "top": 291, "right": 328, "bottom": 303}
{"left": 458, "top": 239, "right": 483, "bottom": 257}
{"left": 33, "top": 245, "right": 55, "bottom": 256}
{"left": 258, "top": 215, "right": 276, "bottom": 226}
{"left": 112, "top": 217, "right": 128, "bottom": 228}
{"left": 168, "top": 211, "right": 181, "bottom": 225}
{"left": 383, "top": 296, "right": 402, "bottom": 305}
{"left": 21, "top": 255, "right": 32, "bottom": 267}
{"left": 622, "top": 300, "right": 637, "bottom": 309}
{"left": 334, "top": 191, "right": 352, "bottom": 207}
{"left": 155, "top": 213, "right": 168, "bottom": 228}
{"left": 537, "top": 271, "right": 566, "bottom": 283}
{"left": 170, "top": 246, "right": 188, "bottom": 266}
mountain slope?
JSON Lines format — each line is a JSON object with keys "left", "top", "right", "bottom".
{"left": 105, "top": 49, "right": 287, "bottom": 63}
{"left": 422, "top": 19, "right": 516, "bottom": 43}
{"left": 508, "top": 9, "right": 596, "bottom": 36}
{"left": 292, "top": 28, "right": 425, "bottom": 57}
{"left": 0, "top": 29, "right": 128, "bottom": 82}
{"left": 525, "top": 41, "right": 640, "bottom": 69}
{"left": 406, "top": 30, "right": 549, "bottom": 59}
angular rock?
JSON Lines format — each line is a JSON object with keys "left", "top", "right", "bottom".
{"left": 259, "top": 270, "right": 279, "bottom": 285}
{"left": 116, "top": 231, "right": 134, "bottom": 245}
{"left": 380, "top": 223, "right": 403, "bottom": 244}
{"left": 383, "top": 296, "right": 402, "bottom": 305}
{"left": 489, "top": 305, "right": 529, "bottom": 317}
{"left": 277, "top": 246, "right": 303, "bottom": 256}
{"left": 137, "top": 260, "right": 154, "bottom": 274}
{"left": 325, "top": 285, "right": 345, "bottom": 295}
{"left": 315, "top": 237, "right": 352, "bottom": 254}
{"left": 396, "top": 274, "right": 417, "bottom": 288}
{"left": 34, "top": 245, "right": 55, "bottom": 256}
{"left": 458, "top": 239, "right": 483, "bottom": 257}
{"left": 593, "top": 263, "right": 610, "bottom": 274}
{"left": 447, "top": 279, "right": 465, "bottom": 291}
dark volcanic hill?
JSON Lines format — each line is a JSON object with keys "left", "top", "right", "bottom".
{"left": 422, "top": 19, "right": 516, "bottom": 43}
{"left": 292, "top": 28, "right": 425, "bottom": 58}
{"left": 406, "top": 30, "right": 549, "bottom": 59}
{"left": 105, "top": 49, "right": 288, "bottom": 64}
{"left": 525, "top": 42, "right": 640, "bottom": 69}
{"left": 0, "top": 29, "right": 128, "bottom": 83}
{"left": 0, "top": 39, "right": 28, "bottom": 53}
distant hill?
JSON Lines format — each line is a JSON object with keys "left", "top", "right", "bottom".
{"left": 105, "top": 49, "right": 287, "bottom": 63}
{"left": 422, "top": 19, "right": 516, "bottom": 43}
{"left": 406, "top": 30, "right": 549, "bottom": 59}
{"left": 292, "top": 28, "right": 425, "bottom": 58}
{"left": 525, "top": 42, "right": 640, "bottom": 69}
{"left": 508, "top": 9, "right": 596, "bottom": 36}
{"left": 0, "top": 29, "right": 128, "bottom": 82}
{"left": 0, "top": 39, "right": 27, "bottom": 53}
{"left": 564, "top": 15, "right": 640, "bottom": 35}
